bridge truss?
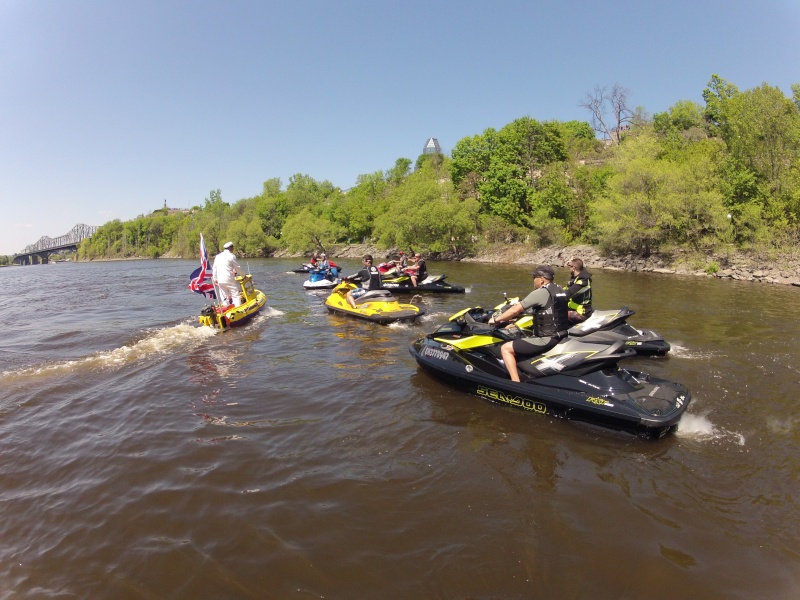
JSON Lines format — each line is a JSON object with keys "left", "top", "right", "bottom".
{"left": 21, "top": 223, "right": 99, "bottom": 254}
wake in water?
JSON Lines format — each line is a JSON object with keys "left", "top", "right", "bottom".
{"left": 1, "top": 322, "right": 217, "bottom": 380}
{"left": 260, "top": 306, "right": 285, "bottom": 318}
{"left": 668, "top": 343, "right": 717, "bottom": 360}
{"left": 676, "top": 412, "right": 746, "bottom": 445}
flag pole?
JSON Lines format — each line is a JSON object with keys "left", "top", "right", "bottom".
{"left": 213, "top": 279, "right": 221, "bottom": 308}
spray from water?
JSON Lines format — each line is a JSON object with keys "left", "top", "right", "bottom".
{"left": 1, "top": 322, "right": 216, "bottom": 380}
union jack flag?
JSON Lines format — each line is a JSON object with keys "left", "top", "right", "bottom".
{"left": 188, "top": 233, "right": 216, "bottom": 299}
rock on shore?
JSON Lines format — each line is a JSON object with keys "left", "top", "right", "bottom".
{"left": 283, "top": 243, "right": 800, "bottom": 287}
{"left": 461, "top": 244, "right": 800, "bottom": 287}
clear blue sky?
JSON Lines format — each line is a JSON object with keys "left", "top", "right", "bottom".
{"left": 2, "top": 0, "right": 798, "bottom": 255}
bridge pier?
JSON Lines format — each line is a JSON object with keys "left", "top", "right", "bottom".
{"left": 13, "top": 254, "right": 41, "bottom": 265}
{"left": 13, "top": 251, "right": 58, "bottom": 265}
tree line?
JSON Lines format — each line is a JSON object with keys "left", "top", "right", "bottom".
{"left": 66, "top": 74, "right": 800, "bottom": 263}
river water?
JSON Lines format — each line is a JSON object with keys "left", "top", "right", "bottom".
{"left": 1, "top": 258, "right": 798, "bottom": 599}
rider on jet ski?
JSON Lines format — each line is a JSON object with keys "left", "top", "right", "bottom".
{"left": 565, "top": 257, "right": 593, "bottom": 323}
{"left": 345, "top": 254, "right": 384, "bottom": 308}
{"left": 488, "top": 265, "right": 570, "bottom": 382}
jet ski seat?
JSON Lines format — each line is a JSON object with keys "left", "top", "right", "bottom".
{"left": 355, "top": 289, "right": 396, "bottom": 304}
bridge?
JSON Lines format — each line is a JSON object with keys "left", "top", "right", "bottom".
{"left": 13, "top": 223, "right": 99, "bottom": 265}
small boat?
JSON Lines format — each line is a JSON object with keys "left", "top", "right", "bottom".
{"left": 198, "top": 274, "right": 267, "bottom": 329}
{"left": 324, "top": 281, "right": 425, "bottom": 324}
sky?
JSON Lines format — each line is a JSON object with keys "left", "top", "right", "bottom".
{"left": 1, "top": 0, "right": 799, "bottom": 255}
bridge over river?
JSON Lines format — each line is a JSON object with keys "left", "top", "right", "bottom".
{"left": 13, "top": 224, "right": 98, "bottom": 265}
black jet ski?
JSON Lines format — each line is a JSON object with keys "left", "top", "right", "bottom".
{"left": 485, "top": 295, "right": 670, "bottom": 356}
{"left": 380, "top": 272, "right": 466, "bottom": 294}
{"left": 410, "top": 313, "right": 690, "bottom": 439}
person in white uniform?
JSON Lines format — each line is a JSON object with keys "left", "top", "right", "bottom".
{"left": 212, "top": 241, "right": 242, "bottom": 306}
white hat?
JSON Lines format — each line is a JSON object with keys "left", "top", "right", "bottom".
{"left": 223, "top": 241, "right": 234, "bottom": 249}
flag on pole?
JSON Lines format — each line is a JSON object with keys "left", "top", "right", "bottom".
{"left": 189, "top": 233, "right": 216, "bottom": 299}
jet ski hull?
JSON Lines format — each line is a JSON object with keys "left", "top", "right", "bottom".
{"left": 409, "top": 329, "right": 690, "bottom": 439}
{"left": 381, "top": 274, "right": 465, "bottom": 294}
{"left": 324, "top": 283, "right": 425, "bottom": 325}
{"left": 303, "top": 269, "right": 341, "bottom": 290}
{"left": 382, "top": 281, "right": 466, "bottom": 293}
{"left": 304, "top": 279, "right": 340, "bottom": 290}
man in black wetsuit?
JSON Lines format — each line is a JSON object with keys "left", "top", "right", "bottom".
{"left": 345, "top": 254, "right": 383, "bottom": 308}
{"left": 565, "top": 257, "right": 593, "bottom": 323}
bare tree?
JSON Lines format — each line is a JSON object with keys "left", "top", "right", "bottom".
{"left": 580, "top": 84, "right": 634, "bottom": 144}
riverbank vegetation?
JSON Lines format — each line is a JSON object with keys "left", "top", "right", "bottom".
{"left": 72, "top": 75, "right": 799, "bottom": 265}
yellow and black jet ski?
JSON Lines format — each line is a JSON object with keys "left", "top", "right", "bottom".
{"left": 324, "top": 281, "right": 425, "bottom": 324}
{"left": 198, "top": 274, "right": 267, "bottom": 329}
{"left": 481, "top": 294, "right": 670, "bottom": 356}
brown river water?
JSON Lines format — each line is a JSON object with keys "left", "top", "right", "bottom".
{"left": 0, "top": 258, "right": 798, "bottom": 599}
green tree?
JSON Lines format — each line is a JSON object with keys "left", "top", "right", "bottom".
{"left": 374, "top": 158, "right": 478, "bottom": 255}
{"left": 450, "top": 119, "right": 568, "bottom": 228}
{"left": 497, "top": 118, "right": 567, "bottom": 180}
{"left": 281, "top": 208, "right": 336, "bottom": 253}
{"left": 450, "top": 129, "right": 499, "bottom": 197}
{"left": 591, "top": 128, "right": 729, "bottom": 255}
{"left": 568, "top": 163, "right": 613, "bottom": 241}
{"left": 702, "top": 74, "right": 739, "bottom": 136}
{"left": 552, "top": 120, "right": 598, "bottom": 157}
{"left": 328, "top": 172, "right": 387, "bottom": 243}
{"left": 723, "top": 84, "right": 800, "bottom": 209}
{"left": 527, "top": 163, "right": 574, "bottom": 245}
{"left": 387, "top": 157, "right": 412, "bottom": 187}
{"left": 703, "top": 78, "right": 800, "bottom": 229}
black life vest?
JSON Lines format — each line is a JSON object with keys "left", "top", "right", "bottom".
{"left": 416, "top": 259, "right": 427, "bottom": 278}
{"left": 533, "top": 282, "right": 570, "bottom": 337}
{"left": 567, "top": 270, "right": 593, "bottom": 315}
{"left": 366, "top": 265, "right": 383, "bottom": 290}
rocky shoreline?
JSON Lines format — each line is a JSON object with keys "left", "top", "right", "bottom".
{"left": 302, "top": 243, "right": 800, "bottom": 288}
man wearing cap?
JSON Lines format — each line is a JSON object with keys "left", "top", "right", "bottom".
{"left": 565, "top": 257, "right": 593, "bottom": 323}
{"left": 345, "top": 254, "right": 383, "bottom": 308}
{"left": 212, "top": 241, "right": 242, "bottom": 306}
{"left": 488, "top": 265, "right": 570, "bottom": 382}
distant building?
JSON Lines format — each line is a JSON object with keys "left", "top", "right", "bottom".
{"left": 149, "top": 200, "right": 190, "bottom": 217}
{"left": 422, "top": 137, "right": 442, "bottom": 155}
